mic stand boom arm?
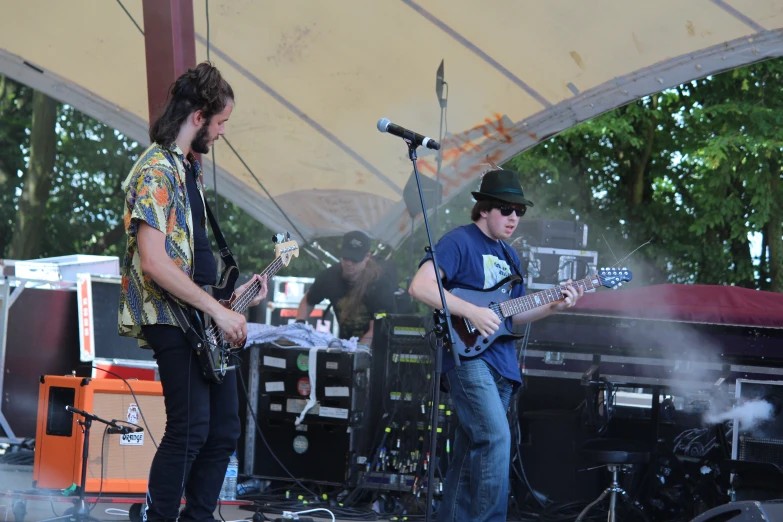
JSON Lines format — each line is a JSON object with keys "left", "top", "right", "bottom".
{"left": 403, "top": 131, "right": 459, "bottom": 522}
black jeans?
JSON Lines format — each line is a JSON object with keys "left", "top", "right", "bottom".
{"left": 141, "top": 324, "right": 241, "bottom": 522}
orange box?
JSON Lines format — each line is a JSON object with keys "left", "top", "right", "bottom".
{"left": 33, "top": 375, "right": 165, "bottom": 493}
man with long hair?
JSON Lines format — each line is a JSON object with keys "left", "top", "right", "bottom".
{"left": 296, "top": 231, "right": 396, "bottom": 344}
{"left": 409, "top": 168, "right": 584, "bottom": 521}
{"left": 118, "top": 62, "right": 267, "bottom": 521}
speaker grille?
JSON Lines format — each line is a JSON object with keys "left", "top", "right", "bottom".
{"left": 46, "top": 387, "right": 75, "bottom": 437}
{"left": 86, "top": 391, "right": 166, "bottom": 483}
{"left": 739, "top": 436, "right": 783, "bottom": 466}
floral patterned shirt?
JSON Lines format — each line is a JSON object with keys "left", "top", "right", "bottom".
{"left": 117, "top": 143, "right": 206, "bottom": 346}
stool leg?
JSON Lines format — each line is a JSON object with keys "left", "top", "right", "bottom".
{"left": 576, "top": 488, "right": 609, "bottom": 522}
{"left": 607, "top": 465, "right": 619, "bottom": 522}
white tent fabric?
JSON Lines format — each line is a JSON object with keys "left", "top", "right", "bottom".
{"left": 3, "top": 0, "right": 783, "bottom": 248}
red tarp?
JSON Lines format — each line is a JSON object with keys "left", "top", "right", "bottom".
{"left": 568, "top": 284, "right": 783, "bottom": 329}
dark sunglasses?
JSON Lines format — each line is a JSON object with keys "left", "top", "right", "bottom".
{"left": 496, "top": 205, "right": 526, "bottom": 217}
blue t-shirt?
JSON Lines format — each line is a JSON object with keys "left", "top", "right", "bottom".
{"left": 421, "top": 223, "right": 525, "bottom": 387}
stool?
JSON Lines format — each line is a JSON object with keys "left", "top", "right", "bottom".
{"left": 576, "top": 438, "right": 650, "bottom": 522}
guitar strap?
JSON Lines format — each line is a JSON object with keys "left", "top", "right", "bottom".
{"left": 499, "top": 240, "right": 524, "bottom": 280}
{"left": 165, "top": 294, "right": 207, "bottom": 347}
{"left": 159, "top": 148, "right": 237, "bottom": 345}
{"left": 160, "top": 147, "right": 238, "bottom": 269}
{"left": 203, "top": 198, "right": 237, "bottom": 270}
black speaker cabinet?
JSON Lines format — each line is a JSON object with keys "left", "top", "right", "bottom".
{"left": 251, "top": 419, "right": 350, "bottom": 485}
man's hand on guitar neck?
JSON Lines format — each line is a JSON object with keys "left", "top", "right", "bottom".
{"left": 233, "top": 274, "right": 268, "bottom": 307}
{"left": 511, "top": 279, "right": 585, "bottom": 325}
{"left": 551, "top": 279, "right": 584, "bottom": 311}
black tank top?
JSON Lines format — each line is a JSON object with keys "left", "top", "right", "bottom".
{"left": 184, "top": 163, "right": 217, "bottom": 286}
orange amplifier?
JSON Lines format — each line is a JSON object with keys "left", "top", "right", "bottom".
{"left": 33, "top": 375, "right": 165, "bottom": 494}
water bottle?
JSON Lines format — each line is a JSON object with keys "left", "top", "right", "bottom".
{"left": 219, "top": 452, "right": 239, "bottom": 501}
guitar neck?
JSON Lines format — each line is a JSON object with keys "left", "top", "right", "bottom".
{"left": 229, "top": 256, "right": 285, "bottom": 315}
{"left": 499, "top": 275, "right": 603, "bottom": 318}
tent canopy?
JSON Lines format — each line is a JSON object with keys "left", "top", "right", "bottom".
{"left": 3, "top": 1, "right": 783, "bottom": 249}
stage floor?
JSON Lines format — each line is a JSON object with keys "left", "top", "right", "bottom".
{"left": 0, "top": 463, "right": 351, "bottom": 522}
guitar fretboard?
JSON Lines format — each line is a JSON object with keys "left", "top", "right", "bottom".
{"left": 498, "top": 276, "right": 602, "bottom": 318}
{"left": 230, "top": 256, "right": 285, "bottom": 314}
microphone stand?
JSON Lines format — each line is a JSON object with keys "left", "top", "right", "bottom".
{"left": 40, "top": 406, "right": 142, "bottom": 522}
{"left": 402, "top": 131, "right": 459, "bottom": 522}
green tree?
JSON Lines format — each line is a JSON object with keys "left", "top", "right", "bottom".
{"left": 500, "top": 59, "right": 783, "bottom": 292}
{"left": 0, "top": 76, "right": 32, "bottom": 257}
{"left": 10, "top": 91, "right": 58, "bottom": 259}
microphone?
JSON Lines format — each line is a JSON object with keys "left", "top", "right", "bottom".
{"left": 377, "top": 118, "right": 440, "bottom": 150}
{"left": 108, "top": 424, "right": 144, "bottom": 435}
{"left": 65, "top": 405, "right": 90, "bottom": 417}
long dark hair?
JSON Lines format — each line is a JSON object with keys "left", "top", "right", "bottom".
{"left": 149, "top": 62, "right": 234, "bottom": 147}
{"left": 339, "top": 258, "right": 382, "bottom": 323}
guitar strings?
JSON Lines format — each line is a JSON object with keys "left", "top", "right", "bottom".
{"left": 203, "top": 255, "right": 287, "bottom": 344}
{"left": 500, "top": 277, "right": 597, "bottom": 317}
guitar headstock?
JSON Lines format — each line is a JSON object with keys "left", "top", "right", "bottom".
{"left": 273, "top": 232, "right": 299, "bottom": 267}
{"left": 597, "top": 267, "right": 632, "bottom": 289}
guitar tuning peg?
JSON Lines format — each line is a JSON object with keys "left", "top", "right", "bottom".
{"left": 272, "top": 233, "right": 283, "bottom": 244}
{"left": 285, "top": 231, "right": 291, "bottom": 241}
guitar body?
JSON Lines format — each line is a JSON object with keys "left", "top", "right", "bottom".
{"left": 449, "top": 276, "right": 524, "bottom": 358}
{"left": 443, "top": 268, "right": 633, "bottom": 358}
{"left": 191, "top": 264, "right": 241, "bottom": 384}
{"left": 183, "top": 237, "right": 301, "bottom": 384}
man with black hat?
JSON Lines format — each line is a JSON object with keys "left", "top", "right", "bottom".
{"left": 296, "top": 231, "right": 397, "bottom": 344}
{"left": 409, "top": 169, "right": 584, "bottom": 522}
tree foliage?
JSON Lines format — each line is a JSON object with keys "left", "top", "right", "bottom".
{"left": 502, "top": 59, "right": 783, "bottom": 291}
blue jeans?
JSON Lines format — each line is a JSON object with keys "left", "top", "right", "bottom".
{"left": 439, "top": 358, "right": 513, "bottom": 522}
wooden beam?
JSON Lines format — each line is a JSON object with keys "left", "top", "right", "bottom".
{"left": 142, "top": 0, "right": 196, "bottom": 126}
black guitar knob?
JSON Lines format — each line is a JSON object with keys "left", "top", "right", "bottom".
{"left": 465, "top": 347, "right": 471, "bottom": 353}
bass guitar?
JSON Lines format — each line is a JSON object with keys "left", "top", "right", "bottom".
{"left": 443, "top": 268, "right": 632, "bottom": 358}
{"left": 190, "top": 234, "right": 299, "bottom": 382}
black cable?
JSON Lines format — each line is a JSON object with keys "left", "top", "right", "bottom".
{"left": 220, "top": 137, "right": 308, "bottom": 242}
{"left": 181, "top": 349, "right": 193, "bottom": 506}
{"left": 88, "top": 366, "right": 159, "bottom": 449}
{"left": 115, "top": 0, "right": 144, "bottom": 35}
{"left": 510, "top": 322, "right": 545, "bottom": 510}
{"left": 206, "top": 0, "right": 219, "bottom": 231}
{"left": 236, "top": 364, "right": 319, "bottom": 499}
{"left": 89, "top": 425, "right": 110, "bottom": 513}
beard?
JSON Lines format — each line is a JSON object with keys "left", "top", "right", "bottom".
{"left": 191, "top": 123, "right": 213, "bottom": 154}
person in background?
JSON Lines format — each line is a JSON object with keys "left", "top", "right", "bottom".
{"left": 296, "top": 231, "right": 396, "bottom": 345}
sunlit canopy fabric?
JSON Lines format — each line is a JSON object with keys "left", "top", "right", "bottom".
{"left": 3, "top": 0, "right": 783, "bottom": 249}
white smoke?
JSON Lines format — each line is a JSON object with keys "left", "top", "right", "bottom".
{"left": 703, "top": 399, "right": 774, "bottom": 431}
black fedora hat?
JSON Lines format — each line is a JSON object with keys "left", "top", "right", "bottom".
{"left": 471, "top": 169, "right": 534, "bottom": 207}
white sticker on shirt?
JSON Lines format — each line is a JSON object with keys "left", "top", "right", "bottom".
{"left": 482, "top": 255, "right": 512, "bottom": 289}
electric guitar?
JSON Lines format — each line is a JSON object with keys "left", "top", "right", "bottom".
{"left": 442, "top": 268, "right": 632, "bottom": 358}
{"left": 190, "top": 234, "right": 299, "bottom": 383}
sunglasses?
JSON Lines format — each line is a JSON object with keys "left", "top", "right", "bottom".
{"left": 496, "top": 205, "right": 526, "bottom": 217}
